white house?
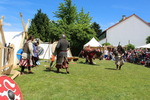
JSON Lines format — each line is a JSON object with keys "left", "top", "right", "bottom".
{"left": 99, "top": 14, "right": 150, "bottom": 47}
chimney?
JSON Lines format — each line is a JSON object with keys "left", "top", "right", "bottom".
{"left": 122, "top": 15, "right": 126, "bottom": 20}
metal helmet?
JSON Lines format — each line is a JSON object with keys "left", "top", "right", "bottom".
{"left": 61, "top": 34, "right": 66, "bottom": 39}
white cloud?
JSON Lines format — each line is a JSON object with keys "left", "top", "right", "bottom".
{"left": 3, "top": 22, "right": 11, "bottom": 26}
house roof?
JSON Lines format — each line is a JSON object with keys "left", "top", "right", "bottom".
{"left": 147, "top": 23, "right": 150, "bottom": 26}
{"left": 104, "top": 14, "right": 150, "bottom": 32}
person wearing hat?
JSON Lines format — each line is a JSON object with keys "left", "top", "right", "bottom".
{"left": 55, "top": 34, "right": 70, "bottom": 73}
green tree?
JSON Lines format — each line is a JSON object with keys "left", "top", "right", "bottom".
{"left": 146, "top": 36, "right": 150, "bottom": 44}
{"left": 91, "top": 22, "right": 102, "bottom": 39}
{"left": 49, "top": 20, "right": 63, "bottom": 42}
{"left": 102, "top": 42, "right": 111, "bottom": 46}
{"left": 53, "top": 0, "right": 96, "bottom": 55}
{"left": 69, "top": 8, "right": 96, "bottom": 55}
{"left": 54, "top": 0, "right": 77, "bottom": 25}
{"left": 27, "top": 22, "right": 38, "bottom": 38}
{"left": 126, "top": 44, "right": 135, "bottom": 50}
{"left": 76, "top": 8, "right": 92, "bottom": 25}
{"left": 69, "top": 24, "right": 96, "bottom": 55}
{"left": 28, "top": 9, "right": 51, "bottom": 42}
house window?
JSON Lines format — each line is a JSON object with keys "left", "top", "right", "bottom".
{"left": 99, "top": 31, "right": 106, "bottom": 40}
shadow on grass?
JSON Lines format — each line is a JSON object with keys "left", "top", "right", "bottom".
{"left": 145, "top": 66, "right": 150, "bottom": 68}
{"left": 43, "top": 68, "right": 68, "bottom": 74}
{"left": 105, "top": 68, "right": 117, "bottom": 70}
{"left": 19, "top": 71, "right": 34, "bottom": 75}
{"left": 78, "top": 61, "right": 100, "bottom": 66}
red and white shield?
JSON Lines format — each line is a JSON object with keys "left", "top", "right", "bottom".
{"left": 0, "top": 76, "right": 23, "bottom": 100}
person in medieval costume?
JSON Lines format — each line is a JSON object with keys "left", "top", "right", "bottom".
{"left": 80, "top": 45, "right": 102, "bottom": 65}
{"left": 113, "top": 45, "right": 125, "bottom": 70}
{"left": 19, "top": 36, "right": 34, "bottom": 74}
{"left": 32, "top": 41, "right": 39, "bottom": 67}
{"left": 55, "top": 34, "right": 70, "bottom": 73}
{"left": 83, "top": 45, "right": 92, "bottom": 64}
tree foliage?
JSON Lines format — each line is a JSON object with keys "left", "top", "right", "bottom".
{"left": 49, "top": 21, "right": 63, "bottom": 42}
{"left": 28, "top": 0, "right": 102, "bottom": 55}
{"left": 28, "top": 9, "right": 51, "bottom": 42}
{"left": 91, "top": 22, "right": 102, "bottom": 39}
{"left": 126, "top": 44, "right": 135, "bottom": 50}
{"left": 76, "top": 8, "right": 92, "bottom": 25}
{"left": 54, "top": 0, "right": 77, "bottom": 25}
{"left": 53, "top": 0, "right": 96, "bottom": 55}
{"left": 146, "top": 36, "right": 150, "bottom": 44}
{"left": 102, "top": 42, "right": 111, "bottom": 46}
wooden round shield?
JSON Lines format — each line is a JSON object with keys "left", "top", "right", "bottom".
{"left": 0, "top": 76, "right": 23, "bottom": 100}
{"left": 16, "top": 49, "right": 23, "bottom": 60}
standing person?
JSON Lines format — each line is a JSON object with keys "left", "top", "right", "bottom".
{"left": 113, "top": 45, "right": 125, "bottom": 70}
{"left": 104, "top": 48, "right": 109, "bottom": 60}
{"left": 19, "top": 36, "right": 34, "bottom": 74}
{"left": 32, "top": 41, "right": 39, "bottom": 67}
{"left": 84, "top": 45, "right": 91, "bottom": 63}
{"left": 55, "top": 34, "right": 70, "bottom": 73}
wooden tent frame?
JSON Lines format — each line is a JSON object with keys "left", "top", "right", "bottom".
{"left": 0, "top": 16, "right": 20, "bottom": 79}
{"left": 0, "top": 16, "right": 5, "bottom": 67}
{"left": 13, "top": 13, "right": 30, "bottom": 68}
{"left": 0, "top": 16, "right": 6, "bottom": 44}
{"left": 0, "top": 16, "right": 5, "bottom": 68}
{"left": 0, "top": 13, "right": 30, "bottom": 79}
{"left": 18, "top": 12, "right": 30, "bottom": 53}
{"left": 19, "top": 12, "right": 30, "bottom": 44}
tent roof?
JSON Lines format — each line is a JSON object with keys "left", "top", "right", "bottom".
{"left": 84, "top": 37, "right": 102, "bottom": 48}
{"left": 137, "top": 43, "right": 150, "bottom": 48}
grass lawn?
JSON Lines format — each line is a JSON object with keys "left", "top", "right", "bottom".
{"left": 14, "top": 59, "right": 150, "bottom": 100}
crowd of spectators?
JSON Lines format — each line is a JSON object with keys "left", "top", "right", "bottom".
{"left": 104, "top": 48, "right": 150, "bottom": 67}
{"left": 125, "top": 48, "right": 150, "bottom": 67}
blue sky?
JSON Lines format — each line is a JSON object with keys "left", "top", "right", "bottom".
{"left": 0, "top": 0, "right": 150, "bottom": 32}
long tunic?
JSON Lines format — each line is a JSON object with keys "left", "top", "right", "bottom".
{"left": 114, "top": 51, "right": 124, "bottom": 66}
{"left": 56, "top": 38, "right": 70, "bottom": 67}
{"left": 19, "top": 40, "right": 34, "bottom": 67}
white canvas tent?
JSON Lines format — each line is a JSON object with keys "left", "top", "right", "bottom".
{"left": 39, "top": 42, "right": 73, "bottom": 60}
{"left": 84, "top": 37, "right": 102, "bottom": 48}
{"left": 4, "top": 32, "right": 23, "bottom": 64}
{"left": 137, "top": 43, "right": 150, "bottom": 48}
{"left": 4, "top": 32, "right": 73, "bottom": 61}
{"left": 39, "top": 43, "right": 52, "bottom": 59}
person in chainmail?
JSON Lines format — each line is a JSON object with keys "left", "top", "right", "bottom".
{"left": 55, "top": 34, "right": 70, "bottom": 73}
